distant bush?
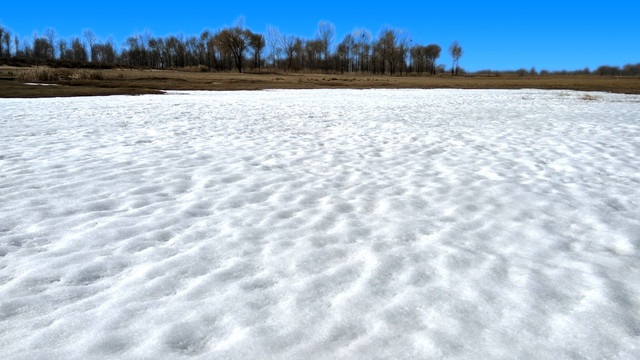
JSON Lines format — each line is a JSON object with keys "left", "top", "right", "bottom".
{"left": 183, "top": 65, "right": 209, "bottom": 72}
{"left": 622, "top": 63, "right": 640, "bottom": 76}
{"left": 16, "top": 67, "right": 103, "bottom": 82}
{"left": 595, "top": 63, "right": 640, "bottom": 76}
{"left": 16, "top": 68, "right": 71, "bottom": 82}
{"left": 70, "top": 69, "right": 104, "bottom": 80}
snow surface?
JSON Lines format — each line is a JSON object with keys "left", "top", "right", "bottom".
{"left": 1, "top": 89, "right": 639, "bottom": 359}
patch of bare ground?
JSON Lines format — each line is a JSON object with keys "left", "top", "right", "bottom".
{"left": 1, "top": 66, "right": 639, "bottom": 98}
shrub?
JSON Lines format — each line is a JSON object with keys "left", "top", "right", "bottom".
{"left": 70, "top": 69, "right": 104, "bottom": 80}
{"left": 16, "top": 67, "right": 71, "bottom": 82}
{"left": 16, "top": 67, "right": 103, "bottom": 82}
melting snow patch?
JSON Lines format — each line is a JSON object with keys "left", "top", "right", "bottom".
{"left": 23, "top": 82, "right": 61, "bottom": 86}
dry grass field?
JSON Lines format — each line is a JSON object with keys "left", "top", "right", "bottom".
{"left": 1, "top": 66, "right": 639, "bottom": 97}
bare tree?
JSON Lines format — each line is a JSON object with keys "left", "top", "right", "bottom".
{"left": 92, "top": 40, "right": 117, "bottom": 65}
{"left": 266, "top": 25, "right": 282, "bottom": 68}
{"left": 104, "top": 36, "right": 117, "bottom": 64}
{"left": 123, "top": 35, "right": 143, "bottom": 66}
{"left": 0, "top": 26, "right": 4, "bottom": 57}
{"left": 410, "top": 45, "right": 424, "bottom": 73}
{"left": 315, "top": 21, "right": 335, "bottom": 71}
{"left": 304, "top": 39, "right": 323, "bottom": 70}
{"left": 83, "top": 29, "right": 96, "bottom": 62}
{"left": 196, "top": 31, "right": 211, "bottom": 67}
{"left": 0, "top": 29, "right": 9, "bottom": 55}
{"left": 0, "top": 29, "right": 11, "bottom": 57}
{"left": 0, "top": 20, "right": 460, "bottom": 76}
{"left": 199, "top": 30, "right": 210, "bottom": 68}
{"left": 21, "top": 36, "right": 31, "bottom": 58}
{"left": 146, "top": 37, "right": 163, "bottom": 68}
{"left": 449, "top": 41, "right": 462, "bottom": 75}
{"left": 249, "top": 32, "right": 265, "bottom": 71}
{"left": 33, "top": 38, "right": 50, "bottom": 60}
{"left": 44, "top": 28, "right": 57, "bottom": 59}
{"left": 206, "top": 33, "right": 220, "bottom": 70}
{"left": 163, "top": 34, "right": 187, "bottom": 68}
{"left": 71, "top": 37, "right": 87, "bottom": 62}
{"left": 57, "top": 39, "right": 68, "bottom": 60}
{"left": 0, "top": 26, "right": 14, "bottom": 58}
{"left": 622, "top": 63, "right": 640, "bottom": 76}
{"left": 394, "top": 31, "right": 410, "bottom": 75}
{"left": 280, "top": 34, "right": 303, "bottom": 71}
{"left": 185, "top": 36, "right": 199, "bottom": 67}
{"left": 2, "top": 32, "right": 10, "bottom": 57}
{"left": 336, "top": 34, "right": 356, "bottom": 73}
{"left": 375, "top": 28, "right": 407, "bottom": 75}
{"left": 424, "top": 44, "right": 441, "bottom": 75}
{"left": 14, "top": 35, "right": 20, "bottom": 58}
{"left": 214, "top": 27, "right": 252, "bottom": 73}
{"left": 353, "top": 28, "right": 372, "bottom": 72}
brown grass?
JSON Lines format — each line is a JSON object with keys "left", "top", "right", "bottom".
{"left": 14, "top": 67, "right": 104, "bottom": 83}
{"left": 1, "top": 66, "right": 639, "bottom": 98}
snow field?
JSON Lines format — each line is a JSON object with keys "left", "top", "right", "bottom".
{"left": 1, "top": 89, "right": 639, "bottom": 359}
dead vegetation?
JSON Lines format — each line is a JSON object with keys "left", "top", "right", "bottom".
{"left": 1, "top": 66, "right": 639, "bottom": 98}
{"left": 15, "top": 67, "right": 104, "bottom": 82}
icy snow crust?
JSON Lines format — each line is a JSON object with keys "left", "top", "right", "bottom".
{"left": 1, "top": 89, "right": 639, "bottom": 359}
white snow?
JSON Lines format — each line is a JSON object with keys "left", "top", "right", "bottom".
{"left": 22, "top": 83, "right": 61, "bottom": 86}
{"left": 1, "top": 89, "right": 639, "bottom": 359}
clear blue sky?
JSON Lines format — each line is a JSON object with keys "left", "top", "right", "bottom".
{"left": 1, "top": 0, "right": 638, "bottom": 71}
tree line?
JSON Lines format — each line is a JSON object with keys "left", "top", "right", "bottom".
{"left": 1, "top": 21, "right": 639, "bottom": 76}
{"left": 0, "top": 21, "right": 464, "bottom": 75}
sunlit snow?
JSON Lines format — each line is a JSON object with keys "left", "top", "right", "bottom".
{"left": 1, "top": 89, "right": 639, "bottom": 359}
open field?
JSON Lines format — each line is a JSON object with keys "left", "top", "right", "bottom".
{"left": 1, "top": 89, "right": 639, "bottom": 358}
{"left": 1, "top": 66, "right": 639, "bottom": 97}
